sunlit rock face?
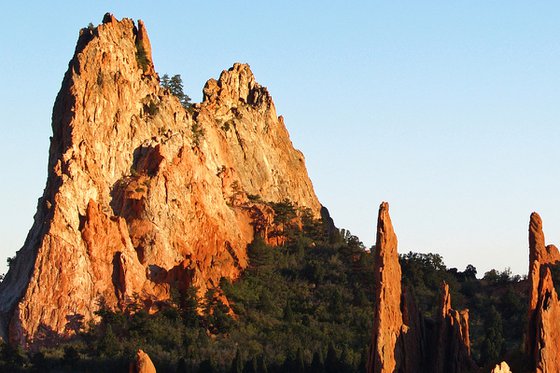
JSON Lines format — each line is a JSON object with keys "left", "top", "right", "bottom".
{"left": 131, "top": 349, "right": 157, "bottom": 373}
{"left": 526, "top": 212, "right": 560, "bottom": 372}
{"left": 0, "top": 14, "right": 321, "bottom": 348}
{"left": 490, "top": 361, "right": 511, "bottom": 373}
{"left": 368, "top": 202, "right": 404, "bottom": 373}
{"left": 367, "top": 202, "right": 476, "bottom": 373}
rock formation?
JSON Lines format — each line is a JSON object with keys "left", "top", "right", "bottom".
{"left": 490, "top": 362, "right": 511, "bottom": 373}
{"left": 130, "top": 349, "right": 157, "bottom": 373}
{"left": 433, "top": 282, "right": 476, "bottom": 373}
{"left": 526, "top": 212, "right": 560, "bottom": 372}
{"left": 0, "top": 14, "right": 322, "bottom": 347}
{"left": 367, "top": 202, "right": 476, "bottom": 373}
{"left": 368, "top": 202, "right": 404, "bottom": 373}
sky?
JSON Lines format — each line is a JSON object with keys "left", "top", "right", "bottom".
{"left": 1, "top": 2, "right": 559, "bottom": 277}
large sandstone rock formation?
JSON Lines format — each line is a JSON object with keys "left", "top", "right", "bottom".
{"left": 367, "top": 202, "right": 476, "bottom": 373}
{"left": 0, "top": 14, "right": 321, "bottom": 347}
{"left": 526, "top": 212, "right": 560, "bottom": 372}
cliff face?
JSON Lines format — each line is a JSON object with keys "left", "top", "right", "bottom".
{"left": 526, "top": 212, "right": 560, "bottom": 372}
{"left": 367, "top": 202, "right": 476, "bottom": 373}
{"left": 0, "top": 14, "right": 321, "bottom": 347}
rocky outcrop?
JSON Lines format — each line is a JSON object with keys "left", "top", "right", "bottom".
{"left": 490, "top": 362, "right": 511, "bottom": 373}
{"left": 526, "top": 212, "right": 560, "bottom": 372}
{"left": 368, "top": 202, "right": 404, "bottom": 373}
{"left": 520, "top": 211, "right": 560, "bottom": 371}
{"left": 0, "top": 14, "right": 322, "bottom": 347}
{"left": 130, "top": 349, "right": 157, "bottom": 373}
{"left": 433, "top": 282, "right": 476, "bottom": 373}
{"left": 367, "top": 202, "right": 477, "bottom": 373}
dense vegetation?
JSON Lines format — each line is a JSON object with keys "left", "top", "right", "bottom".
{"left": 0, "top": 202, "right": 536, "bottom": 372}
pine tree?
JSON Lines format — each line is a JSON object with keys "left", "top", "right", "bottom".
{"left": 243, "top": 356, "right": 258, "bottom": 373}
{"left": 199, "top": 358, "right": 215, "bottom": 373}
{"left": 480, "top": 305, "right": 504, "bottom": 365}
{"left": 283, "top": 301, "right": 295, "bottom": 323}
{"left": 160, "top": 74, "right": 191, "bottom": 109}
{"left": 310, "top": 350, "right": 325, "bottom": 373}
{"left": 325, "top": 343, "right": 339, "bottom": 373}
{"left": 295, "top": 348, "right": 306, "bottom": 373}
{"left": 258, "top": 354, "right": 269, "bottom": 373}
{"left": 176, "top": 357, "right": 188, "bottom": 373}
{"left": 230, "top": 349, "right": 243, "bottom": 373}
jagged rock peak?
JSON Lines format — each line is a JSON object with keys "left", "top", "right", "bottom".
{"left": 368, "top": 202, "right": 402, "bottom": 373}
{"left": 368, "top": 202, "right": 404, "bottom": 373}
{"left": 434, "top": 282, "right": 475, "bottom": 373}
{"left": 529, "top": 212, "right": 560, "bottom": 267}
{"left": 0, "top": 14, "right": 322, "bottom": 348}
{"left": 203, "top": 63, "right": 273, "bottom": 109}
{"left": 367, "top": 204, "right": 477, "bottom": 373}
{"left": 526, "top": 212, "right": 560, "bottom": 371}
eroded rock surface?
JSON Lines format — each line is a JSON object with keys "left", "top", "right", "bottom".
{"left": 367, "top": 202, "right": 477, "bottom": 373}
{"left": 368, "top": 202, "right": 404, "bottom": 373}
{"left": 526, "top": 212, "right": 560, "bottom": 372}
{"left": 0, "top": 14, "right": 321, "bottom": 347}
{"left": 433, "top": 282, "right": 476, "bottom": 373}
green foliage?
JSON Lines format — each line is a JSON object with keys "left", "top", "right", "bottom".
{"left": 480, "top": 306, "right": 504, "bottom": 365}
{"left": 191, "top": 122, "right": 205, "bottom": 147}
{"left": 0, "top": 203, "right": 533, "bottom": 372}
{"left": 161, "top": 74, "right": 192, "bottom": 109}
{"left": 400, "top": 251, "right": 459, "bottom": 316}
{"left": 0, "top": 341, "right": 28, "bottom": 372}
{"left": 269, "top": 199, "right": 297, "bottom": 225}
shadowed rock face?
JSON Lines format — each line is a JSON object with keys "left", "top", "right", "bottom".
{"left": 367, "top": 202, "right": 476, "bottom": 373}
{"left": 526, "top": 212, "right": 560, "bottom": 372}
{"left": 0, "top": 14, "right": 321, "bottom": 347}
{"left": 433, "top": 282, "right": 476, "bottom": 373}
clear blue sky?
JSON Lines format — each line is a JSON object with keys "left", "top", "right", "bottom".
{"left": 1, "top": 2, "right": 559, "bottom": 277}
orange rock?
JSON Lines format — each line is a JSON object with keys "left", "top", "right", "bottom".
{"left": 130, "top": 349, "right": 157, "bottom": 373}
{"left": 526, "top": 212, "right": 560, "bottom": 371}
{"left": 368, "top": 202, "right": 404, "bottom": 373}
{"left": 367, "top": 202, "right": 476, "bottom": 373}
{"left": 533, "top": 268, "right": 560, "bottom": 372}
{"left": 490, "top": 361, "right": 511, "bottom": 373}
{"left": 433, "top": 282, "right": 476, "bottom": 373}
{"left": 0, "top": 14, "right": 321, "bottom": 347}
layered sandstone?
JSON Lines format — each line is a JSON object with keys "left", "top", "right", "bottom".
{"left": 367, "top": 202, "right": 476, "bottom": 373}
{"left": 0, "top": 14, "right": 321, "bottom": 347}
{"left": 526, "top": 212, "right": 560, "bottom": 372}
